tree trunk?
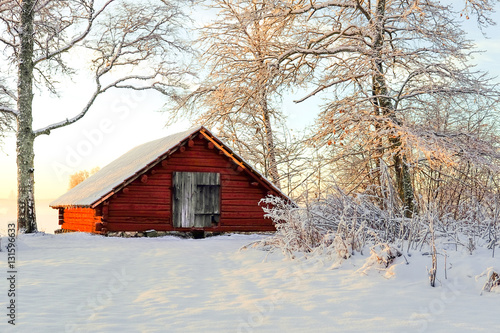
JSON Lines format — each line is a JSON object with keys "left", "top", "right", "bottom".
{"left": 16, "top": 0, "right": 37, "bottom": 233}
{"left": 392, "top": 145, "right": 414, "bottom": 217}
{"left": 260, "top": 96, "right": 281, "bottom": 189}
{"left": 253, "top": 12, "right": 281, "bottom": 189}
{"left": 373, "top": 0, "right": 414, "bottom": 217}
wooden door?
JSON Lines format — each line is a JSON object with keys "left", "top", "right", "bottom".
{"left": 172, "top": 172, "right": 220, "bottom": 228}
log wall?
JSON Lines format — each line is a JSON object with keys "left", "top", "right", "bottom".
{"left": 61, "top": 207, "right": 99, "bottom": 233}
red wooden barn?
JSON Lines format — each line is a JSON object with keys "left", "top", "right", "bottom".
{"left": 50, "top": 126, "right": 289, "bottom": 235}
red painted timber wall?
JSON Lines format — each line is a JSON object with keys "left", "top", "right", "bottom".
{"left": 61, "top": 208, "right": 99, "bottom": 233}
{"left": 98, "top": 136, "right": 278, "bottom": 233}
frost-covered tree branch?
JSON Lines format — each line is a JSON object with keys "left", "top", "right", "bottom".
{"left": 0, "top": 106, "right": 19, "bottom": 117}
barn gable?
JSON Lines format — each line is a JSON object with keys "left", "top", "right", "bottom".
{"left": 51, "top": 126, "right": 289, "bottom": 234}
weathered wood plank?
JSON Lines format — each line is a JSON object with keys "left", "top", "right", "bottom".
{"left": 172, "top": 172, "right": 221, "bottom": 228}
{"left": 221, "top": 219, "right": 273, "bottom": 226}
{"left": 216, "top": 225, "right": 275, "bottom": 231}
{"left": 107, "top": 222, "right": 172, "bottom": 232}
{"left": 106, "top": 217, "right": 170, "bottom": 224}
{"left": 108, "top": 204, "right": 169, "bottom": 211}
{"left": 108, "top": 210, "right": 169, "bottom": 218}
{"left": 221, "top": 192, "right": 266, "bottom": 200}
{"left": 221, "top": 206, "right": 262, "bottom": 213}
{"left": 167, "top": 165, "right": 235, "bottom": 174}
{"left": 221, "top": 212, "right": 265, "bottom": 219}
{"left": 223, "top": 179, "right": 263, "bottom": 187}
{"left": 109, "top": 198, "right": 170, "bottom": 205}
{"left": 172, "top": 172, "right": 195, "bottom": 227}
{"left": 119, "top": 185, "right": 172, "bottom": 195}
{"left": 222, "top": 199, "right": 262, "bottom": 206}
{"left": 167, "top": 158, "right": 231, "bottom": 168}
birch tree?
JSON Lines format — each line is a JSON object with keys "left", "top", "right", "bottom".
{"left": 273, "top": 0, "right": 500, "bottom": 216}
{"left": 0, "top": 0, "right": 192, "bottom": 233}
{"left": 172, "top": 0, "right": 297, "bottom": 188}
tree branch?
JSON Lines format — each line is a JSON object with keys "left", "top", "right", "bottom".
{"left": 278, "top": 45, "right": 368, "bottom": 64}
{"left": 0, "top": 106, "right": 19, "bottom": 117}
{"left": 33, "top": 87, "right": 101, "bottom": 137}
{"left": 286, "top": 1, "right": 357, "bottom": 15}
{"left": 33, "top": 0, "right": 115, "bottom": 66}
{"left": 294, "top": 74, "right": 366, "bottom": 103}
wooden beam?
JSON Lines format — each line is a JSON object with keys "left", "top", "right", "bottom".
{"left": 58, "top": 208, "right": 64, "bottom": 225}
{"left": 200, "top": 130, "right": 246, "bottom": 170}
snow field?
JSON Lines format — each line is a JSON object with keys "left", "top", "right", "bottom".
{"left": 0, "top": 233, "right": 498, "bottom": 332}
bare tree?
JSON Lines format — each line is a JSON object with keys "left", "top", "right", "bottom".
{"left": 0, "top": 0, "right": 192, "bottom": 233}
{"left": 272, "top": 0, "right": 500, "bottom": 216}
{"left": 68, "top": 167, "right": 100, "bottom": 189}
{"left": 172, "top": 0, "right": 299, "bottom": 189}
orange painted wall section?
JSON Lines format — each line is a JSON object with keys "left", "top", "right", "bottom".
{"left": 61, "top": 208, "right": 98, "bottom": 233}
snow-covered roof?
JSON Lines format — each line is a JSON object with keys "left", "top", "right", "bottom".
{"left": 50, "top": 126, "right": 204, "bottom": 208}
{"left": 50, "top": 125, "right": 290, "bottom": 208}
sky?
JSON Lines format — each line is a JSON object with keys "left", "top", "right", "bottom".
{"left": 0, "top": 3, "right": 499, "bottom": 227}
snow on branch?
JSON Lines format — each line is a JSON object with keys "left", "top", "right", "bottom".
{"left": 34, "top": 88, "right": 101, "bottom": 137}
{"left": 278, "top": 45, "right": 369, "bottom": 64}
{"left": 0, "top": 106, "right": 18, "bottom": 117}
{"left": 294, "top": 74, "right": 366, "bottom": 103}
{"left": 286, "top": 1, "right": 357, "bottom": 15}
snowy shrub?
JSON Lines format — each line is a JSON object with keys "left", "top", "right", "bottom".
{"left": 307, "top": 222, "right": 366, "bottom": 261}
{"left": 478, "top": 268, "right": 500, "bottom": 294}
{"left": 257, "top": 184, "right": 500, "bottom": 263}
{"left": 259, "top": 196, "right": 323, "bottom": 257}
{"left": 259, "top": 188, "right": 373, "bottom": 258}
{"left": 369, "top": 243, "right": 402, "bottom": 268}
{"left": 356, "top": 243, "right": 403, "bottom": 278}
{"left": 331, "top": 219, "right": 366, "bottom": 259}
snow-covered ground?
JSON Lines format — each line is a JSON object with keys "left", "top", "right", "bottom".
{"left": 0, "top": 232, "right": 498, "bottom": 332}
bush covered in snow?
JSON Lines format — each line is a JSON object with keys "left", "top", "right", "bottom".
{"left": 258, "top": 186, "right": 500, "bottom": 264}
